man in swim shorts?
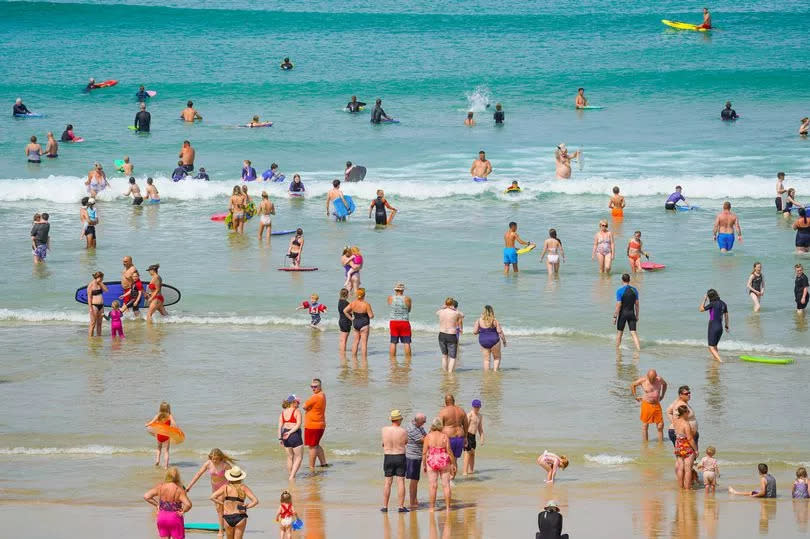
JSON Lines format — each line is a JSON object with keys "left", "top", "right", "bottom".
{"left": 665, "top": 185, "right": 689, "bottom": 210}
{"left": 387, "top": 282, "right": 412, "bottom": 359}
{"left": 438, "top": 395, "right": 468, "bottom": 479}
{"left": 775, "top": 172, "right": 786, "bottom": 212}
{"left": 470, "top": 150, "right": 492, "bottom": 181}
{"left": 303, "top": 378, "right": 328, "bottom": 470}
{"left": 325, "top": 179, "right": 349, "bottom": 220}
{"left": 503, "top": 221, "right": 531, "bottom": 275}
{"left": 180, "top": 100, "right": 202, "bottom": 122}
{"left": 179, "top": 140, "right": 195, "bottom": 172}
{"left": 712, "top": 201, "right": 742, "bottom": 252}
{"left": 123, "top": 177, "right": 144, "bottom": 205}
{"left": 436, "top": 298, "right": 464, "bottom": 372}
{"left": 380, "top": 410, "right": 408, "bottom": 513}
{"left": 613, "top": 273, "right": 640, "bottom": 350}
{"left": 696, "top": 7, "right": 711, "bottom": 29}
{"left": 631, "top": 370, "right": 668, "bottom": 441}
{"left": 120, "top": 256, "right": 143, "bottom": 317}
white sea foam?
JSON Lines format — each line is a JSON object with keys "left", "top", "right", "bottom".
{"left": 331, "top": 448, "right": 362, "bottom": 456}
{"left": 465, "top": 85, "right": 492, "bottom": 113}
{"left": 0, "top": 445, "right": 143, "bottom": 456}
{"left": 584, "top": 454, "right": 635, "bottom": 466}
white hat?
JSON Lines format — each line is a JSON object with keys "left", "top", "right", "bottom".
{"left": 544, "top": 500, "right": 559, "bottom": 510}
{"left": 225, "top": 466, "right": 246, "bottom": 482}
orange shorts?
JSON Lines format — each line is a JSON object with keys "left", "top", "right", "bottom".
{"left": 611, "top": 207, "right": 623, "bottom": 217}
{"left": 640, "top": 401, "right": 663, "bottom": 425}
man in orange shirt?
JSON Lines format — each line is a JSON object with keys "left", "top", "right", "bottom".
{"left": 303, "top": 378, "right": 328, "bottom": 470}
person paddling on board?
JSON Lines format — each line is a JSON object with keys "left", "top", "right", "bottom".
{"left": 696, "top": 7, "right": 711, "bottom": 30}
{"left": 721, "top": 101, "right": 738, "bottom": 121}
{"left": 135, "top": 85, "right": 150, "bottom": 102}
{"left": 13, "top": 98, "right": 32, "bottom": 116}
{"left": 665, "top": 185, "right": 690, "bottom": 210}
{"left": 289, "top": 174, "right": 305, "bottom": 193}
{"left": 575, "top": 87, "right": 588, "bottom": 109}
{"left": 712, "top": 201, "right": 742, "bottom": 252}
{"left": 61, "top": 124, "right": 78, "bottom": 142}
{"left": 471, "top": 150, "right": 492, "bottom": 182}
{"left": 326, "top": 179, "right": 349, "bottom": 219}
{"left": 134, "top": 102, "right": 151, "bottom": 132}
{"left": 180, "top": 100, "right": 203, "bottom": 122}
{"left": 503, "top": 221, "right": 531, "bottom": 275}
{"left": 370, "top": 99, "right": 391, "bottom": 124}
{"left": 85, "top": 77, "right": 101, "bottom": 92}
{"left": 369, "top": 189, "right": 398, "bottom": 226}
{"left": 346, "top": 96, "right": 366, "bottom": 113}
{"left": 262, "top": 163, "right": 284, "bottom": 182}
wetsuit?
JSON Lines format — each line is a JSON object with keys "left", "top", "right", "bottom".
{"left": 796, "top": 273, "right": 809, "bottom": 311}
{"left": 493, "top": 110, "right": 504, "bottom": 124}
{"left": 721, "top": 107, "right": 738, "bottom": 121}
{"left": 616, "top": 284, "right": 638, "bottom": 331}
{"left": 537, "top": 510, "right": 568, "bottom": 539}
{"left": 13, "top": 103, "right": 31, "bottom": 115}
{"left": 135, "top": 90, "right": 150, "bottom": 102}
{"left": 370, "top": 105, "right": 387, "bottom": 124}
{"left": 134, "top": 110, "right": 151, "bottom": 132}
{"left": 665, "top": 192, "right": 685, "bottom": 210}
{"left": 704, "top": 299, "right": 727, "bottom": 347}
{"left": 194, "top": 171, "right": 210, "bottom": 180}
{"left": 289, "top": 181, "right": 305, "bottom": 192}
{"left": 242, "top": 166, "right": 257, "bottom": 182}
{"left": 171, "top": 166, "right": 187, "bottom": 182}
{"left": 60, "top": 129, "right": 75, "bottom": 142}
{"left": 346, "top": 101, "right": 366, "bottom": 112}
{"left": 372, "top": 197, "right": 388, "bottom": 225}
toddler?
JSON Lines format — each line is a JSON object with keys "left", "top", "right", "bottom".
{"left": 793, "top": 467, "right": 809, "bottom": 499}
{"left": 275, "top": 490, "right": 299, "bottom": 539}
{"left": 105, "top": 300, "right": 125, "bottom": 338}
{"left": 697, "top": 446, "right": 719, "bottom": 492}
{"left": 298, "top": 294, "right": 327, "bottom": 327}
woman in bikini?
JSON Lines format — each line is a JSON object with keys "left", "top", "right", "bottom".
{"left": 186, "top": 448, "right": 235, "bottom": 537}
{"left": 229, "top": 186, "right": 246, "bottom": 234}
{"left": 422, "top": 418, "right": 456, "bottom": 512}
{"left": 277, "top": 396, "right": 304, "bottom": 481}
{"left": 145, "top": 264, "right": 168, "bottom": 322}
{"left": 539, "top": 228, "right": 565, "bottom": 275}
{"left": 343, "top": 287, "right": 374, "bottom": 362}
{"left": 592, "top": 220, "right": 614, "bottom": 274}
{"left": 626, "top": 230, "right": 648, "bottom": 273}
{"left": 472, "top": 305, "right": 506, "bottom": 371}
{"left": 286, "top": 229, "right": 304, "bottom": 268}
{"left": 257, "top": 191, "right": 275, "bottom": 240}
{"left": 210, "top": 466, "right": 258, "bottom": 539}
{"left": 87, "top": 271, "right": 108, "bottom": 337}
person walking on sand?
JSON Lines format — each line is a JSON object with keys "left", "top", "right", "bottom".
{"left": 504, "top": 221, "right": 531, "bottom": 275}
{"left": 436, "top": 298, "right": 464, "bottom": 372}
{"left": 539, "top": 229, "right": 565, "bottom": 275}
{"left": 712, "top": 201, "right": 742, "bottom": 252}
{"left": 729, "top": 464, "right": 777, "bottom": 498}
{"left": 472, "top": 305, "right": 506, "bottom": 371}
{"left": 463, "top": 399, "right": 484, "bottom": 475}
{"left": 422, "top": 417, "right": 456, "bottom": 513}
{"left": 631, "top": 369, "right": 667, "bottom": 442}
{"left": 381, "top": 410, "right": 409, "bottom": 513}
{"left": 614, "top": 273, "right": 641, "bottom": 350}
{"left": 303, "top": 379, "right": 328, "bottom": 470}
{"left": 438, "top": 394, "right": 468, "bottom": 480}
{"left": 143, "top": 467, "right": 192, "bottom": 539}
{"left": 699, "top": 289, "right": 729, "bottom": 362}
{"left": 405, "top": 413, "right": 427, "bottom": 508}
{"left": 387, "top": 282, "right": 412, "bottom": 360}
{"left": 672, "top": 404, "right": 698, "bottom": 490}
{"left": 277, "top": 396, "right": 304, "bottom": 481}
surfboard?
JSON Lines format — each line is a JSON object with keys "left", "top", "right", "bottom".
{"left": 278, "top": 267, "right": 318, "bottom": 272}
{"left": 14, "top": 112, "right": 42, "bottom": 118}
{"left": 238, "top": 122, "right": 273, "bottom": 128}
{"left": 661, "top": 19, "right": 709, "bottom": 32}
{"left": 346, "top": 166, "right": 366, "bottom": 182}
{"left": 381, "top": 118, "right": 400, "bottom": 124}
{"left": 473, "top": 177, "right": 488, "bottom": 182}
{"left": 75, "top": 281, "right": 181, "bottom": 308}
{"left": 146, "top": 90, "right": 157, "bottom": 97}
{"left": 739, "top": 355, "right": 794, "bottom": 365}
{"left": 333, "top": 196, "right": 355, "bottom": 218}
{"left": 93, "top": 80, "right": 118, "bottom": 88}
{"left": 289, "top": 192, "right": 305, "bottom": 198}
{"left": 505, "top": 188, "right": 521, "bottom": 194}
{"left": 72, "top": 137, "right": 84, "bottom": 143}
{"left": 184, "top": 523, "right": 219, "bottom": 531}
{"left": 114, "top": 159, "right": 125, "bottom": 172}
{"left": 211, "top": 213, "right": 228, "bottom": 221}
{"left": 517, "top": 244, "right": 536, "bottom": 255}
{"left": 271, "top": 229, "right": 297, "bottom": 236}
{"left": 127, "top": 125, "right": 137, "bottom": 131}
{"left": 578, "top": 106, "right": 604, "bottom": 110}
{"left": 676, "top": 205, "right": 699, "bottom": 211}
{"left": 640, "top": 262, "right": 666, "bottom": 271}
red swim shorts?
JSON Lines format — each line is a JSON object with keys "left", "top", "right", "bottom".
{"left": 389, "top": 320, "right": 412, "bottom": 344}
{"left": 305, "top": 428, "right": 325, "bottom": 447}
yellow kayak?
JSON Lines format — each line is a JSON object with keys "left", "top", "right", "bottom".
{"left": 661, "top": 19, "right": 709, "bottom": 32}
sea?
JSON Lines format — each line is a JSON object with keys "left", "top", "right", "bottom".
{"left": 1, "top": 1, "right": 809, "bottom": 537}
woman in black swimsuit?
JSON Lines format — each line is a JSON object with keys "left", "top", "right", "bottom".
{"left": 210, "top": 466, "right": 258, "bottom": 539}
{"left": 343, "top": 287, "right": 374, "bottom": 362}
{"left": 337, "top": 288, "right": 351, "bottom": 353}
{"left": 87, "top": 271, "right": 108, "bottom": 337}
{"left": 793, "top": 208, "right": 810, "bottom": 253}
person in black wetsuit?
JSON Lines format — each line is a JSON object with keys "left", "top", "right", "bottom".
{"left": 280, "top": 57, "right": 294, "bottom": 70}
{"left": 346, "top": 96, "right": 366, "bottom": 113}
{"left": 370, "top": 99, "right": 391, "bottom": 124}
{"left": 796, "top": 264, "right": 809, "bottom": 314}
{"left": 613, "top": 273, "right": 640, "bottom": 350}
{"left": 368, "top": 189, "right": 398, "bottom": 226}
{"left": 699, "top": 289, "right": 728, "bottom": 362}
{"left": 493, "top": 103, "right": 504, "bottom": 124}
{"left": 720, "top": 101, "right": 738, "bottom": 121}
{"left": 537, "top": 500, "right": 568, "bottom": 539}
{"left": 289, "top": 174, "right": 305, "bottom": 193}
{"left": 134, "top": 103, "right": 151, "bottom": 132}
{"left": 85, "top": 78, "right": 99, "bottom": 92}
{"left": 13, "top": 98, "right": 31, "bottom": 116}
{"left": 135, "top": 85, "right": 150, "bottom": 102}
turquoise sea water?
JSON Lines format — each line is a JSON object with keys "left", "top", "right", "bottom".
{"left": 2, "top": 1, "right": 810, "bottom": 537}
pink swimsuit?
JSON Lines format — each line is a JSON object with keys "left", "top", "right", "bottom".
{"left": 109, "top": 309, "right": 124, "bottom": 338}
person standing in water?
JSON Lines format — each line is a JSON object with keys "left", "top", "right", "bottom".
{"left": 43, "top": 132, "right": 58, "bottom": 158}
{"left": 369, "top": 189, "right": 398, "bottom": 225}
{"left": 795, "top": 209, "right": 810, "bottom": 253}
{"left": 30, "top": 213, "right": 50, "bottom": 264}
{"left": 795, "top": 264, "right": 809, "bottom": 315}
{"left": 493, "top": 103, "right": 504, "bottom": 124}
{"left": 145, "top": 177, "right": 160, "bottom": 202}
{"left": 746, "top": 262, "right": 765, "bottom": 312}
{"left": 145, "top": 264, "right": 168, "bottom": 322}
{"left": 180, "top": 100, "right": 203, "bottom": 122}
{"left": 387, "top": 282, "right": 412, "bottom": 360}
{"left": 464, "top": 111, "right": 475, "bottom": 126}
{"left": 463, "top": 400, "right": 484, "bottom": 475}
{"left": 123, "top": 177, "right": 143, "bottom": 206}
{"left": 775, "top": 172, "right": 787, "bottom": 211}
{"left": 539, "top": 229, "right": 565, "bottom": 275}
{"left": 25, "top": 135, "right": 42, "bottom": 163}
{"left": 436, "top": 299, "right": 464, "bottom": 372}
{"left": 592, "top": 220, "right": 614, "bottom": 273}
{"left": 370, "top": 98, "right": 391, "bottom": 124}
{"left": 712, "top": 201, "right": 742, "bottom": 252}
{"left": 325, "top": 179, "right": 349, "bottom": 220}
{"left": 438, "top": 395, "right": 468, "bottom": 480}
{"left": 800, "top": 117, "right": 809, "bottom": 136}
{"left": 134, "top": 102, "right": 151, "bottom": 132}
{"left": 503, "top": 221, "right": 531, "bottom": 275}
{"left": 257, "top": 191, "right": 275, "bottom": 240}
{"left": 555, "top": 144, "right": 580, "bottom": 179}
{"left": 575, "top": 87, "right": 588, "bottom": 109}
{"left": 609, "top": 186, "right": 625, "bottom": 218}
{"left": 631, "top": 369, "right": 667, "bottom": 442}
{"left": 626, "top": 230, "right": 648, "bottom": 273}
{"left": 470, "top": 150, "right": 492, "bottom": 182}
{"left": 472, "top": 305, "right": 506, "bottom": 371}
{"left": 614, "top": 273, "right": 641, "bottom": 351}
{"left": 699, "top": 289, "right": 728, "bottom": 362}
{"left": 720, "top": 101, "right": 738, "bottom": 120}
{"left": 179, "top": 140, "right": 195, "bottom": 172}
{"left": 346, "top": 96, "right": 366, "bottom": 112}
{"left": 303, "top": 378, "right": 328, "bottom": 470}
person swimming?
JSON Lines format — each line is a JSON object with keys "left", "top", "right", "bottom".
{"left": 665, "top": 186, "right": 690, "bottom": 210}
{"left": 289, "top": 174, "right": 305, "bottom": 193}
{"left": 262, "top": 163, "right": 285, "bottom": 182}
{"left": 505, "top": 180, "right": 521, "bottom": 193}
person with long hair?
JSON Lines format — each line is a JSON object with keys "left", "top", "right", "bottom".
{"left": 86, "top": 271, "right": 107, "bottom": 337}
{"left": 277, "top": 395, "right": 304, "bottom": 480}
{"left": 145, "top": 401, "right": 178, "bottom": 468}
{"left": 793, "top": 208, "right": 810, "bottom": 253}
{"left": 746, "top": 262, "right": 764, "bottom": 312}
{"left": 257, "top": 191, "right": 275, "bottom": 240}
{"left": 186, "top": 449, "right": 236, "bottom": 536}
{"left": 143, "top": 467, "right": 192, "bottom": 539}
{"left": 343, "top": 288, "right": 374, "bottom": 362}
{"left": 146, "top": 264, "right": 168, "bottom": 322}
{"left": 472, "top": 305, "right": 506, "bottom": 371}
{"left": 672, "top": 405, "right": 698, "bottom": 490}
{"left": 210, "top": 467, "right": 259, "bottom": 539}
{"left": 229, "top": 185, "right": 246, "bottom": 234}
{"left": 699, "top": 289, "right": 728, "bottom": 362}
{"left": 539, "top": 228, "right": 565, "bottom": 275}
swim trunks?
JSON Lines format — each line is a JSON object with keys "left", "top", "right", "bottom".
{"left": 640, "top": 401, "right": 663, "bottom": 425}
{"left": 449, "top": 436, "right": 465, "bottom": 458}
{"left": 775, "top": 197, "right": 783, "bottom": 211}
{"left": 133, "top": 196, "right": 143, "bottom": 205}
{"left": 405, "top": 457, "right": 421, "bottom": 480}
{"left": 716, "top": 233, "right": 734, "bottom": 251}
{"left": 389, "top": 320, "right": 412, "bottom": 344}
{"left": 438, "top": 332, "right": 458, "bottom": 359}
{"left": 473, "top": 177, "right": 487, "bottom": 182}
{"left": 503, "top": 247, "right": 518, "bottom": 265}
{"left": 611, "top": 207, "right": 623, "bottom": 217}
{"left": 464, "top": 433, "right": 476, "bottom": 452}
{"left": 383, "top": 454, "right": 406, "bottom": 477}
{"left": 304, "top": 428, "right": 324, "bottom": 447}
{"left": 33, "top": 244, "right": 47, "bottom": 260}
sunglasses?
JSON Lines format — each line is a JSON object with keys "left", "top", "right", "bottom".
{"left": 681, "top": 391, "right": 691, "bottom": 395}
{"left": 310, "top": 385, "right": 320, "bottom": 389}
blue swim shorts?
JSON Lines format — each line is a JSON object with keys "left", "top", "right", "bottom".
{"left": 503, "top": 247, "right": 518, "bottom": 265}
{"left": 716, "top": 233, "right": 734, "bottom": 251}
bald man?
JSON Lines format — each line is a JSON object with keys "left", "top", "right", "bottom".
{"left": 405, "top": 413, "right": 427, "bottom": 507}
{"left": 631, "top": 370, "right": 667, "bottom": 441}
{"left": 438, "top": 395, "right": 468, "bottom": 478}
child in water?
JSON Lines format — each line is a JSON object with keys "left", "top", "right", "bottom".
{"left": 793, "top": 467, "right": 810, "bottom": 498}
{"left": 536, "top": 450, "right": 569, "bottom": 484}
{"left": 241, "top": 160, "right": 257, "bottom": 182}
{"left": 697, "top": 446, "right": 719, "bottom": 492}
{"left": 275, "top": 490, "right": 299, "bottom": 538}
{"left": 343, "top": 246, "right": 363, "bottom": 288}
{"left": 297, "top": 293, "right": 327, "bottom": 328}
{"left": 145, "top": 401, "right": 178, "bottom": 468}
{"left": 104, "top": 300, "right": 125, "bottom": 339}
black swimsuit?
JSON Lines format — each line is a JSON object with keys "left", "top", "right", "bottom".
{"left": 91, "top": 288, "right": 104, "bottom": 310}
{"left": 223, "top": 486, "right": 248, "bottom": 527}
{"left": 353, "top": 311, "right": 370, "bottom": 331}
{"left": 373, "top": 198, "right": 387, "bottom": 225}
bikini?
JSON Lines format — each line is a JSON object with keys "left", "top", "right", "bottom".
{"left": 547, "top": 242, "right": 560, "bottom": 263}
{"left": 222, "top": 485, "right": 248, "bottom": 527}
{"left": 91, "top": 288, "right": 104, "bottom": 311}
{"left": 628, "top": 239, "right": 641, "bottom": 262}
{"left": 149, "top": 282, "right": 164, "bottom": 303}
{"left": 210, "top": 465, "right": 227, "bottom": 492}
